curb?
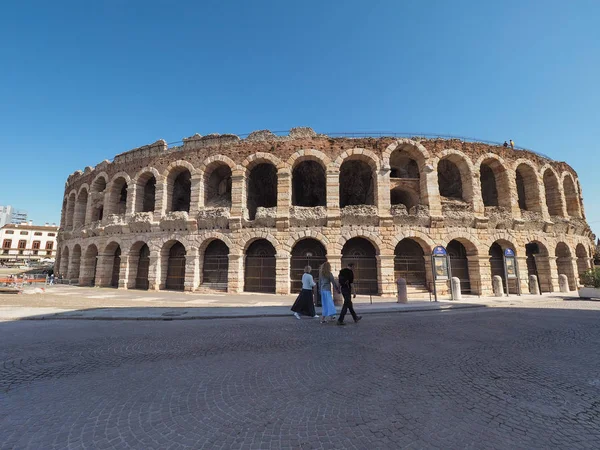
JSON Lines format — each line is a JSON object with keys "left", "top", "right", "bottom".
{"left": 0, "top": 304, "right": 486, "bottom": 321}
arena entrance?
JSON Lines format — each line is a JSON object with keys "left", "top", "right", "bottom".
{"left": 341, "top": 237, "right": 378, "bottom": 295}
{"left": 290, "top": 239, "right": 327, "bottom": 293}
{"left": 489, "top": 242, "right": 518, "bottom": 294}
{"left": 202, "top": 240, "right": 229, "bottom": 291}
{"left": 244, "top": 239, "right": 276, "bottom": 293}
{"left": 135, "top": 243, "right": 150, "bottom": 290}
{"left": 393, "top": 239, "right": 427, "bottom": 287}
{"left": 525, "top": 242, "right": 548, "bottom": 293}
{"left": 447, "top": 240, "right": 471, "bottom": 294}
{"left": 165, "top": 242, "right": 186, "bottom": 291}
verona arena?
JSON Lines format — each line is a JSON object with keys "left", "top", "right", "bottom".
{"left": 56, "top": 128, "right": 595, "bottom": 297}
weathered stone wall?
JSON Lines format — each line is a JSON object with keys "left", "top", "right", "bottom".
{"left": 57, "top": 131, "right": 595, "bottom": 297}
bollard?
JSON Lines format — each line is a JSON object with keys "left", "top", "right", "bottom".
{"left": 528, "top": 275, "right": 540, "bottom": 295}
{"left": 558, "top": 274, "right": 570, "bottom": 293}
{"left": 492, "top": 275, "right": 504, "bottom": 297}
{"left": 451, "top": 277, "right": 462, "bottom": 300}
{"left": 397, "top": 278, "right": 408, "bottom": 303}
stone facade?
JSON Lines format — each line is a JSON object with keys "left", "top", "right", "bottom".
{"left": 56, "top": 129, "right": 595, "bottom": 297}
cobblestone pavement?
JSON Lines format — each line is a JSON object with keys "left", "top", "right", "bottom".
{"left": 2, "top": 308, "right": 600, "bottom": 449}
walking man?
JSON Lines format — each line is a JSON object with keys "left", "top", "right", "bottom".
{"left": 337, "top": 263, "right": 362, "bottom": 325}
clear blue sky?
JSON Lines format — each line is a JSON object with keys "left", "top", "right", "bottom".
{"left": 1, "top": 0, "right": 599, "bottom": 236}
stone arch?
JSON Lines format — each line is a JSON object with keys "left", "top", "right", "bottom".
{"left": 287, "top": 149, "right": 332, "bottom": 170}
{"left": 513, "top": 160, "right": 542, "bottom": 213}
{"left": 201, "top": 238, "right": 230, "bottom": 291}
{"left": 488, "top": 238, "right": 518, "bottom": 294}
{"left": 290, "top": 237, "right": 328, "bottom": 292}
{"left": 389, "top": 231, "right": 435, "bottom": 255}
{"left": 244, "top": 238, "right": 277, "bottom": 293}
{"left": 80, "top": 243, "right": 99, "bottom": 286}
{"left": 575, "top": 243, "right": 591, "bottom": 282}
{"left": 102, "top": 240, "right": 122, "bottom": 288}
{"left": 341, "top": 236, "right": 379, "bottom": 294}
{"left": 241, "top": 152, "right": 286, "bottom": 172}
{"left": 337, "top": 231, "right": 383, "bottom": 256}
{"left": 286, "top": 230, "right": 330, "bottom": 254}
{"left": 60, "top": 245, "right": 69, "bottom": 277}
{"left": 105, "top": 173, "right": 130, "bottom": 217}
{"left": 338, "top": 151, "right": 379, "bottom": 208}
{"left": 393, "top": 238, "right": 427, "bottom": 287}
{"left": 161, "top": 239, "right": 187, "bottom": 291}
{"left": 246, "top": 160, "right": 278, "bottom": 220}
{"left": 562, "top": 172, "right": 581, "bottom": 218}
{"left": 476, "top": 154, "right": 512, "bottom": 209}
{"left": 525, "top": 240, "right": 551, "bottom": 293}
{"left": 555, "top": 242, "right": 576, "bottom": 290}
{"left": 89, "top": 173, "right": 108, "bottom": 222}
{"left": 382, "top": 139, "right": 430, "bottom": 170}
{"left": 163, "top": 161, "right": 195, "bottom": 213}
{"left": 437, "top": 150, "right": 475, "bottom": 205}
{"left": 65, "top": 191, "right": 77, "bottom": 230}
{"left": 129, "top": 240, "right": 151, "bottom": 290}
{"left": 74, "top": 185, "right": 90, "bottom": 227}
{"left": 446, "top": 237, "right": 479, "bottom": 295}
{"left": 292, "top": 159, "right": 326, "bottom": 207}
{"left": 133, "top": 167, "right": 161, "bottom": 213}
{"left": 241, "top": 232, "right": 282, "bottom": 256}
{"left": 202, "top": 158, "right": 233, "bottom": 208}
{"left": 542, "top": 166, "right": 565, "bottom": 217}
{"left": 69, "top": 244, "right": 82, "bottom": 281}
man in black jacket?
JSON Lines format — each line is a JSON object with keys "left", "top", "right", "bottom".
{"left": 337, "top": 263, "right": 362, "bottom": 325}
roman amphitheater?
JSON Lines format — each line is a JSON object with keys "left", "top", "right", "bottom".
{"left": 56, "top": 128, "right": 595, "bottom": 297}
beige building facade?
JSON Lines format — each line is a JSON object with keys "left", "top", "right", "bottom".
{"left": 56, "top": 128, "right": 595, "bottom": 297}
{"left": 1, "top": 223, "right": 58, "bottom": 263}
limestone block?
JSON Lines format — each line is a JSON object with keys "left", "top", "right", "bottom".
{"left": 492, "top": 275, "right": 504, "bottom": 297}
{"left": 451, "top": 277, "right": 462, "bottom": 300}
{"left": 529, "top": 275, "right": 540, "bottom": 295}
{"left": 397, "top": 278, "right": 408, "bottom": 303}
{"left": 558, "top": 274, "right": 570, "bottom": 293}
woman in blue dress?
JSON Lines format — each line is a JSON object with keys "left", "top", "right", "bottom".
{"left": 318, "top": 262, "right": 339, "bottom": 323}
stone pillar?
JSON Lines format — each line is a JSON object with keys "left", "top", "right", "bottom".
{"left": 95, "top": 254, "right": 114, "bottom": 287}
{"left": 397, "top": 278, "right": 408, "bottom": 303}
{"left": 377, "top": 168, "right": 391, "bottom": 220}
{"left": 451, "top": 277, "right": 462, "bottom": 300}
{"left": 517, "top": 256, "right": 529, "bottom": 295}
{"left": 127, "top": 254, "right": 140, "bottom": 289}
{"left": 118, "top": 252, "right": 130, "bottom": 289}
{"left": 154, "top": 179, "right": 166, "bottom": 220}
{"left": 125, "top": 185, "right": 135, "bottom": 216}
{"left": 423, "top": 256, "right": 434, "bottom": 294}
{"left": 424, "top": 164, "right": 442, "bottom": 216}
{"left": 529, "top": 275, "right": 540, "bottom": 295}
{"left": 326, "top": 171, "right": 340, "bottom": 226}
{"left": 147, "top": 251, "right": 161, "bottom": 291}
{"left": 227, "top": 253, "right": 244, "bottom": 293}
{"left": 184, "top": 249, "right": 199, "bottom": 292}
{"left": 506, "top": 172, "right": 522, "bottom": 218}
{"left": 101, "top": 190, "right": 111, "bottom": 225}
{"left": 276, "top": 170, "right": 291, "bottom": 230}
{"left": 67, "top": 251, "right": 81, "bottom": 281}
{"left": 275, "top": 253, "right": 291, "bottom": 295}
{"left": 326, "top": 253, "right": 342, "bottom": 276}
{"left": 558, "top": 274, "right": 570, "bottom": 293}
{"left": 471, "top": 175, "right": 485, "bottom": 216}
{"left": 472, "top": 255, "right": 490, "bottom": 296}
{"left": 377, "top": 254, "right": 395, "bottom": 296}
{"left": 229, "top": 173, "right": 245, "bottom": 229}
{"left": 189, "top": 174, "right": 202, "bottom": 217}
{"left": 492, "top": 275, "right": 504, "bottom": 297}
{"left": 79, "top": 255, "right": 98, "bottom": 287}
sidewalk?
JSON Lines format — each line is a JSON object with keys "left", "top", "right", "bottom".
{"left": 0, "top": 285, "right": 591, "bottom": 321}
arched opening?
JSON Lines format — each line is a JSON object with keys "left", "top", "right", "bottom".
{"left": 489, "top": 241, "right": 518, "bottom": 294}
{"left": 543, "top": 169, "right": 564, "bottom": 217}
{"left": 390, "top": 152, "right": 419, "bottom": 179}
{"left": 165, "top": 241, "right": 186, "bottom": 291}
{"left": 247, "top": 163, "right": 277, "bottom": 220}
{"left": 515, "top": 164, "right": 541, "bottom": 212}
{"left": 205, "top": 164, "right": 232, "bottom": 207}
{"left": 81, "top": 244, "right": 98, "bottom": 286}
{"left": 132, "top": 243, "right": 150, "bottom": 290}
{"left": 290, "top": 238, "right": 327, "bottom": 292}
{"left": 202, "top": 240, "right": 229, "bottom": 291}
{"left": 74, "top": 189, "right": 88, "bottom": 228}
{"left": 341, "top": 237, "right": 378, "bottom": 295}
{"left": 556, "top": 242, "right": 576, "bottom": 291}
{"left": 525, "top": 242, "right": 551, "bottom": 293}
{"left": 110, "top": 245, "right": 121, "bottom": 288}
{"left": 168, "top": 168, "right": 192, "bottom": 213}
{"left": 480, "top": 164, "right": 498, "bottom": 207}
{"left": 447, "top": 240, "right": 471, "bottom": 294}
{"left": 390, "top": 188, "right": 419, "bottom": 212}
{"left": 394, "top": 239, "right": 426, "bottom": 287}
{"left": 70, "top": 244, "right": 81, "bottom": 281}
{"left": 65, "top": 193, "right": 76, "bottom": 230}
{"left": 438, "top": 158, "right": 464, "bottom": 200}
{"left": 135, "top": 173, "right": 156, "bottom": 213}
{"left": 575, "top": 244, "right": 590, "bottom": 284}
{"left": 339, "top": 160, "right": 375, "bottom": 208}
{"left": 292, "top": 161, "right": 326, "bottom": 207}
{"left": 107, "top": 177, "right": 128, "bottom": 216}
{"left": 60, "top": 246, "right": 69, "bottom": 278}
{"left": 90, "top": 177, "right": 107, "bottom": 222}
{"left": 244, "top": 239, "right": 276, "bottom": 293}
{"left": 563, "top": 176, "right": 581, "bottom": 218}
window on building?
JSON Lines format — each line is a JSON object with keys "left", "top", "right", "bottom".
{"left": 34, "top": 232, "right": 42, "bottom": 236}
{"left": 18, "top": 240, "right": 27, "bottom": 249}
{"left": 19, "top": 250, "right": 24, "bottom": 255}
{"left": 46, "top": 251, "right": 52, "bottom": 256}
{"left": 33, "top": 250, "right": 38, "bottom": 255}
{"left": 2, "top": 239, "right": 11, "bottom": 249}
{"left": 32, "top": 241, "right": 41, "bottom": 249}
{"left": 2, "top": 250, "right": 8, "bottom": 255}
{"left": 45, "top": 241, "right": 54, "bottom": 250}
{"left": 48, "top": 233, "right": 56, "bottom": 237}
{"left": 20, "top": 231, "right": 28, "bottom": 235}
{"left": 5, "top": 230, "right": 14, "bottom": 235}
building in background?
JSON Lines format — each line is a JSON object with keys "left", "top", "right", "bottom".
{"left": 0, "top": 206, "right": 28, "bottom": 227}
{"left": 0, "top": 222, "right": 58, "bottom": 265}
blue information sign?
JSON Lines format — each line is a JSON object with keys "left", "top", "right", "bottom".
{"left": 433, "top": 246, "right": 447, "bottom": 256}
{"left": 504, "top": 248, "right": 515, "bottom": 257}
